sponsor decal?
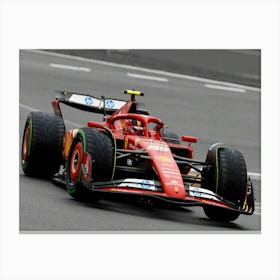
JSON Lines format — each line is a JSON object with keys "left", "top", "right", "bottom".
{"left": 85, "top": 96, "right": 94, "bottom": 105}
{"left": 157, "top": 155, "right": 172, "bottom": 163}
{"left": 191, "top": 189, "right": 202, "bottom": 197}
{"left": 145, "top": 139, "right": 169, "bottom": 151}
{"left": 161, "top": 162, "right": 174, "bottom": 167}
{"left": 165, "top": 180, "right": 182, "bottom": 186}
{"left": 118, "top": 178, "right": 156, "bottom": 191}
{"left": 147, "top": 143, "right": 169, "bottom": 152}
{"left": 68, "top": 94, "right": 125, "bottom": 110}
{"left": 105, "top": 99, "right": 115, "bottom": 109}
{"left": 171, "top": 180, "right": 179, "bottom": 184}
{"left": 161, "top": 170, "right": 181, "bottom": 175}
{"left": 162, "top": 173, "right": 182, "bottom": 179}
{"left": 189, "top": 186, "right": 216, "bottom": 196}
{"left": 188, "top": 186, "right": 219, "bottom": 201}
{"left": 141, "top": 180, "right": 153, "bottom": 190}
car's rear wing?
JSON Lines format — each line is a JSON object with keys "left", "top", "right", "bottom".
{"left": 52, "top": 90, "right": 127, "bottom": 116}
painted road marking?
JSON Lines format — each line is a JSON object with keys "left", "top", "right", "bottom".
{"left": 20, "top": 103, "right": 39, "bottom": 112}
{"left": 20, "top": 103, "right": 83, "bottom": 127}
{"left": 253, "top": 202, "right": 261, "bottom": 216}
{"left": 49, "top": 63, "right": 91, "bottom": 72}
{"left": 127, "top": 72, "right": 168, "bottom": 82}
{"left": 23, "top": 50, "right": 260, "bottom": 92}
{"left": 204, "top": 83, "right": 246, "bottom": 93}
{"left": 247, "top": 172, "right": 261, "bottom": 181}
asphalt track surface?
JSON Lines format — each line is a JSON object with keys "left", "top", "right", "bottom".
{"left": 19, "top": 50, "right": 261, "bottom": 232}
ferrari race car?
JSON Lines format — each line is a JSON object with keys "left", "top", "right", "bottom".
{"left": 21, "top": 89, "right": 255, "bottom": 222}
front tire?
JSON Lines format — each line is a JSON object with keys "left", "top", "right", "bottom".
{"left": 203, "top": 205, "right": 241, "bottom": 222}
{"left": 65, "top": 127, "right": 114, "bottom": 200}
{"left": 202, "top": 147, "right": 248, "bottom": 222}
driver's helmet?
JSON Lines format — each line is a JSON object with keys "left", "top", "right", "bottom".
{"left": 122, "top": 119, "right": 131, "bottom": 132}
{"left": 131, "top": 119, "right": 143, "bottom": 127}
{"left": 123, "top": 119, "right": 143, "bottom": 134}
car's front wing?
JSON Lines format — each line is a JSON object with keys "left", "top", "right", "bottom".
{"left": 53, "top": 175, "right": 254, "bottom": 215}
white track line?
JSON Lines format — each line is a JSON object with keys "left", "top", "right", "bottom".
{"left": 20, "top": 103, "right": 83, "bottom": 127}
{"left": 49, "top": 63, "right": 91, "bottom": 72}
{"left": 127, "top": 72, "right": 168, "bottom": 82}
{"left": 20, "top": 103, "right": 39, "bottom": 112}
{"left": 248, "top": 172, "right": 261, "bottom": 181}
{"left": 253, "top": 203, "right": 261, "bottom": 216}
{"left": 204, "top": 83, "right": 246, "bottom": 93}
{"left": 22, "top": 49, "right": 261, "bottom": 92}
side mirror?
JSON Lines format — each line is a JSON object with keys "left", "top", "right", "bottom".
{"left": 181, "top": 135, "right": 197, "bottom": 143}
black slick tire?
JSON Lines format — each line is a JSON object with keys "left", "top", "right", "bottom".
{"left": 21, "top": 111, "right": 65, "bottom": 178}
{"left": 202, "top": 147, "right": 248, "bottom": 222}
{"left": 65, "top": 127, "right": 114, "bottom": 201}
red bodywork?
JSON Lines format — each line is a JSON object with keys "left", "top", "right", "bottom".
{"left": 54, "top": 97, "right": 196, "bottom": 199}
{"left": 86, "top": 101, "right": 195, "bottom": 200}
{"left": 52, "top": 93, "right": 253, "bottom": 214}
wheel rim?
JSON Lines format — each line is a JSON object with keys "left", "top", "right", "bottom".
{"left": 82, "top": 152, "right": 92, "bottom": 181}
{"left": 69, "top": 141, "right": 83, "bottom": 182}
{"left": 22, "top": 125, "right": 30, "bottom": 161}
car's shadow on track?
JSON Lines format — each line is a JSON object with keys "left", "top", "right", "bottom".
{"left": 51, "top": 178, "right": 246, "bottom": 230}
{"left": 73, "top": 194, "right": 245, "bottom": 231}
{"left": 20, "top": 175, "right": 246, "bottom": 231}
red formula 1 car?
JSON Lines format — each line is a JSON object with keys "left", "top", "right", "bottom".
{"left": 21, "top": 90, "right": 254, "bottom": 222}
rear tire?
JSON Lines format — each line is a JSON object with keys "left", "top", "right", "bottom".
{"left": 21, "top": 112, "right": 65, "bottom": 178}
{"left": 66, "top": 127, "right": 114, "bottom": 200}
{"left": 202, "top": 147, "right": 247, "bottom": 222}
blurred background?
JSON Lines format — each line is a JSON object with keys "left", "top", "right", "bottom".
{"left": 46, "top": 49, "right": 261, "bottom": 87}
